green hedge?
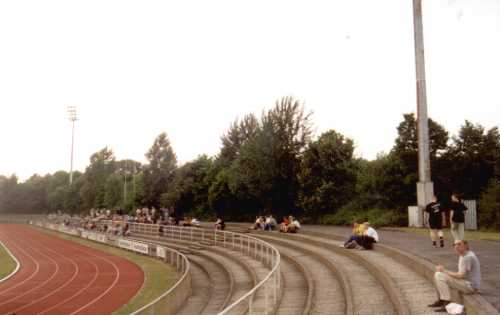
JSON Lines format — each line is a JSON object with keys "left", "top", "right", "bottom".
{"left": 478, "top": 180, "right": 500, "bottom": 230}
{"left": 321, "top": 207, "right": 408, "bottom": 227}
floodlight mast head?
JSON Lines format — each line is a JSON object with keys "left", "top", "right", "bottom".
{"left": 67, "top": 106, "right": 78, "bottom": 185}
{"left": 67, "top": 106, "right": 78, "bottom": 122}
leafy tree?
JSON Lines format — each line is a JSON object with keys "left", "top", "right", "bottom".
{"left": 143, "top": 133, "right": 177, "bottom": 208}
{"left": 478, "top": 179, "right": 500, "bottom": 229}
{"left": 298, "top": 130, "right": 357, "bottom": 222}
{"left": 161, "top": 155, "right": 213, "bottom": 218}
{"left": 216, "top": 114, "right": 259, "bottom": 168}
{"left": 445, "top": 122, "right": 500, "bottom": 199}
{"left": 79, "top": 147, "right": 116, "bottom": 210}
{"left": 0, "top": 175, "right": 20, "bottom": 213}
{"left": 229, "top": 96, "right": 313, "bottom": 218}
{"left": 387, "top": 113, "right": 449, "bottom": 207}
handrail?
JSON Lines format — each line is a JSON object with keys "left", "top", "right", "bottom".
{"left": 40, "top": 217, "right": 281, "bottom": 315}
{"left": 129, "top": 241, "right": 191, "bottom": 315}
{"left": 34, "top": 219, "right": 191, "bottom": 315}
{"left": 126, "top": 222, "right": 281, "bottom": 315}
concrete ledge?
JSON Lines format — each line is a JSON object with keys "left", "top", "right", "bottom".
{"left": 256, "top": 235, "right": 355, "bottom": 315}
{"left": 300, "top": 234, "right": 411, "bottom": 315}
{"left": 300, "top": 229, "right": 499, "bottom": 315}
{"left": 277, "top": 254, "right": 314, "bottom": 315}
{"left": 374, "top": 243, "right": 500, "bottom": 315}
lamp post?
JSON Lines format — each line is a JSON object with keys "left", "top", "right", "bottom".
{"left": 412, "top": 0, "right": 433, "bottom": 225}
{"left": 67, "top": 106, "right": 78, "bottom": 185}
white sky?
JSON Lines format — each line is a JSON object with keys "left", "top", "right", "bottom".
{"left": 1, "top": 0, "right": 499, "bottom": 181}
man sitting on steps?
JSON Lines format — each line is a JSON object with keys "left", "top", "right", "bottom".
{"left": 428, "top": 240, "right": 481, "bottom": 312}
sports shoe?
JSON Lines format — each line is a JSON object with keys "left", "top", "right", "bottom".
{"left": 434, "top": 306, "right": 448, "bottom": 312}
{"left": 428, "top": 300, "right": 448, "bottom": 307}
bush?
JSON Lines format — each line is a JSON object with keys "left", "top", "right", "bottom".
{"left": 321, "top": 207, "right": 408, "bottom": 227}
{"left": 478, "top": 180, "right": 500, "bottom": 230}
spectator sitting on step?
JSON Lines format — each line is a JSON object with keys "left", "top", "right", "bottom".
{"left": 190, "top": 217, "right": 201, "bottom": 227}
{"left": 287, "top": 216, "right": 301, "bottom": 233}
{"left": 183, "top": 216, "right": 192, "bottom": 226}
{"left": 264, "top": 215, "right": 277, "bottom": 231}
{"left": 342, "top": 222, "right": 365, "bottom": 248}
{"left": 215, "top": 218, "right": 226, "bottom": 230}
{"left": 359, "top": 222, "right": 379, "bottom": 249}
{"left": 251, "top": 216, "right": 264, "bottom": 230}
{"left": 279, "top": 216, "right": 290, "bottom": 232}
{"left": 428, "top": 240, "right": 481, "bottom": 312}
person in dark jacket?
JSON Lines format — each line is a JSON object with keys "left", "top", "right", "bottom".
{"left": 425, "top": 195, "right": 446, "bottom": 247}
{"left": 450, "top": 193, "right": 468, "bottom": 242}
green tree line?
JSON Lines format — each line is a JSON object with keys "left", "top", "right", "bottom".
{"left": 1, "top": 96, "right": 499, "bottom": 228}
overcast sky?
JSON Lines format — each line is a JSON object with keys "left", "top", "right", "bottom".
{"left": 1, "top": 0, "right": 499, "bottom": 181}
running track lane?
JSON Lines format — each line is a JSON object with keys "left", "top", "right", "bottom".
{"left": 0, "top": 224, "right": 144, "bottom": 315}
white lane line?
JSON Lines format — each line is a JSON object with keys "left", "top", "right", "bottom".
{"left": 0, "top": 237, "right": 40, "bottom": 296}
{"left": 0, "top": 238, "right": 20, "bottom": 284}
{"left": 0, "top": 237, "right": 60, "bottom": 308}
{"left": 9, "top": 238, "right": 80, "bottom": 314}
{"left": 38, "top": 257, "right": 100, "bottom": 315}
{"left": 69, "top": 253, "right": 121, "bottom": 315}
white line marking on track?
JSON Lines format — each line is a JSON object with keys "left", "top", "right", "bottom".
{"left": 38, "top": 257, "right": 100, "bottom": 315}
{"left": 68, "top": 253, "right": 121, "bottom": 315}
{"left": 0, "top": 237, "right": 21, "bottom": 284}
{"left": 0, "top": 236, "right": 40, "bottom": 296}
{"left": 0, "top": 237, "right": 60, "bottom": 307}
{"left": 9, "top": 238, "right": 80, "bottom": 314}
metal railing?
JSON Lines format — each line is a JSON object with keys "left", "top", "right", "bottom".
{"left": 34, "top": 220, "right": 191, "bottom": 315}
{"left": 124, "top": 222, "right": 281, "bottom": 315}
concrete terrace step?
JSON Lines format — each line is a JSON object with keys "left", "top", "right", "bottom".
{"left": 130, "top": 233, "right": 273, "bottom": 315}
{"left": 267, "top": 241, "right": 344, "bottom": 315}
{"left": 256, "top": 233, "right": 395, "bottom": 315}
{"left": 273, "top": 253, "right": 312, "bottom": 315}
{"left": 270, "top": 224, "right": 500, "bottom": 315}
{"left": 128, "top": 236, "right": 234, "bottom": 314}
{"left": 263, "top": 231, "right": 437, "bottom": 315}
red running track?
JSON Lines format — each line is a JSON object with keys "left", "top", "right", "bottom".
{"left": 0, "top": 224, "right": 144, "bottom": 315}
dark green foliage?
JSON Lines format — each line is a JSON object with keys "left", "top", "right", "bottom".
{"left": 161, "top": 155, "right": 213, "bottom": 219}
{"left": 478, "top": 180, "right": 500, "bottom": 229}
{"left": 79, "top": 147, "right": 116, "bottom": 210}
{"left": 321, "top": 207, "right": 408, "bottom": 227}
{"left": 1, "top": 104, "right": 498, "bottom": 230}
{"left": 227, "top": 96, "right": 313, "bottom": 219}
{"left": 298, "top": 130, "right": 357, "bottom": 222}
{"left": 444, "top": 122, "right": 500, "bottom": 199}
{"left": 143, "top": 133, "right": 177, "bottom": 208}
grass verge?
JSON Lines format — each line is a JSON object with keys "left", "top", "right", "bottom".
{"left": 0, "top": 241, "right": 17, "bottom": 281}
{"left": 34, "top": 227, "right": 179, "bottom": 315}
{"left": 383, "top": 227, "right": 500, "bottom": 242}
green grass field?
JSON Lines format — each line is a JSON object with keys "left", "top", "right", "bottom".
{"left": 384, "top": 227, "right": 500, "bottom": 242}
{"left": 0, "top": 241, "right": 17, "bottom": 281}
{"left": 35, "top": 228, "right": 179, "bottom": 315}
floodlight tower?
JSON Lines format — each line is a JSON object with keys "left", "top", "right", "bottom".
{"left": 67, "top": 106, "right": 78, "bottom": 185}
{"left": 412, "top": 0, "right": 434, "bottom": 219}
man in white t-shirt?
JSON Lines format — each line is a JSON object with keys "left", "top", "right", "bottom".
{"left": 364, "top": 222, "right": 379, "bottom": 242}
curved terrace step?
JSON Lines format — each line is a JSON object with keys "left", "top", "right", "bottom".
{"left": 254, "top": 233, "right": 397, "bottom": 315}
{"left": 266, "top": 240, "right": 343, "bottom": 315}
{"left": 130, "top": 234, "right": 266, "bottom": 315}
{"left": 255, "top": 230, "right": 446, "bottom": 315}
{"left": 273, "top": 254, "right": 313, "bottom": 315}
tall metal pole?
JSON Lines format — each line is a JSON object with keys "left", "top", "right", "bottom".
{"left": 413, "top": 0, "right": 433, "bottom": 225}
{"left": 124, "top": 160, "right": 128, "bottom": 208}
{"left": 67, "top": 106, "right": 78, "bottom": 185}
